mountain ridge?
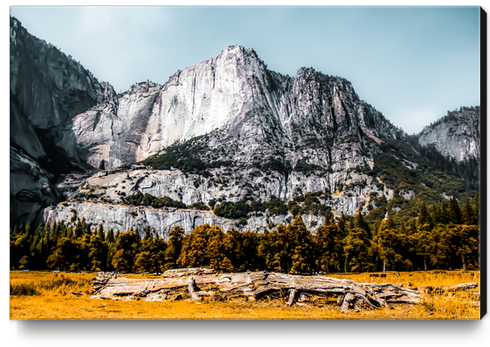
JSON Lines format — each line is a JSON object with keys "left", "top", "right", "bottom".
{"left": 9, "top": 17, "right": 480, "bottom": 237}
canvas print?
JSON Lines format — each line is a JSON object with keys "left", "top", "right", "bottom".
{"left": 9, "top": 6, "right": 484, "bottom": 320}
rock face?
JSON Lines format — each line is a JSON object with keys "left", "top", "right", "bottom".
{"left": 73, "top": 82, "right": 162, "bottom": 169}
{"left": 10, "top": 147, "right": 61, "bottom": 226}
{"left": 417, "top": 107, "right": 480, "bottom": 162}
{"left": 71, "top": 45, "right": 405, "bottom": 172}
{"left": 10, "top": 17, "right": 109, "bottom": 227}
{"left": 10, "top": 17, "right": 479, "bottom": 236}
{"left": 10, "top": 17, "right": 105, "bottom": 166}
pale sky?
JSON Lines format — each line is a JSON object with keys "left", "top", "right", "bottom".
{"left": 9, "top": 5, "right": 481, "bottom": 134}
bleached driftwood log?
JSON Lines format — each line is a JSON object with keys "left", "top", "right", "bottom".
{"left": 91, "top": 269, "right": 478, "bottom": 312}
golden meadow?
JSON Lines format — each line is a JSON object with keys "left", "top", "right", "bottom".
{"left": 10, "top": 270, "right": 479, "bottom": 320}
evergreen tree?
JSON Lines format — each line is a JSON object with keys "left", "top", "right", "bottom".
{"left": 46, "top": 237, "right": 77, "bottom": 271}
{"left": 74, "top": 219, "right": 85, "bottom": 238}
{"left": 473, "top": 192, "right": 480, "bottom": 225}
{"left": 111, "top": 230, "right": 140, "bottom": 272}
{"left": 106, "top": 229, "right": 115, "bottom": 244}
{"left": 289, "top": 214, "right": 313, "bottom": 275}
{"left": 446, "top": 225, "right": 479, "bottom": 270}
{"left": 135, "top": 237, "right": 166, "bottom": 273}
{"left": 417, "top": 201, "right": 432, "bottom": 227}
{"left": 343, "top": 227, "right": 372, "bottom": 272}
{"left": 77, "top": 233, "right": 92, "bottom": 271}
{"left": 337, "top": 212, "right": 348, "bottom": 236}
{"left": 372, "top": 219, "right": 406, "bottom": 271}
{"left": 448, "top": 197, "right": 462, "bottom": 224}
{"left": 207, "top": 226, "right": 234, "bottom": 273}
{"left": 163, "top": 226, "right": 184, "bottom": 271}
{"left": 427, "top": 226, "right": 450, "bottom": 269}
{"left": 268, "top": 224, "right": 292, "bottom": 273}
{"left": 88, "top": 234, "right": 108, "bottom": 271}
{"left": 222, "top": 229, "right": 242, "bottom": 271}
{"left": 414, "top": 223, "right": 432, "bottom": 271}
{"left": 354, "top": 210, "right": 371, "bottom": 234}
{"left": 177, "top": 224, "right": 233, "bottom": 272}
{"left": 97, "top": 224, "right": 105, "bottom": 241}
{"left": 315, "top": 217, "right": 344, "bottom": 273}
{"left": 257, "top": 230, "right": 274, "bottom": 271}
{"left": 440, "top": 200, "right": 449, "bottom": 224}
{"left": 462, "top": 199, "right": 476, "bottom": 225}
{"left": 431, "top": 204, "right": 442, "bottom": 225}
{"left": 399, "top": 221, "right": 407, "bottom": 235}
{"left": 238, "top": 231, "right": 261, "bottom": 271}
{"left": 409, "top": 219, "right": 418, "bottom": 235}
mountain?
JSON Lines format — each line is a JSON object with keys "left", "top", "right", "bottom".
{"left": 10, "top": 17, "right": 480, "bottom": 238}
{"left": 417, "top": 107, "right": 480, "bottom": 162}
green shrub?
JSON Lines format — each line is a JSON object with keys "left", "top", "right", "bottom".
{"left": 214, "top": 201, "right": 250, "bottom": 219}
{"left": 266, "top": 197, "right": 288, "bottom": 216}
{"left": 125, "top": 192, "right": 186, "bottom": 209}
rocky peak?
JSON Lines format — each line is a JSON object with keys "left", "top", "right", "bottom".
{"left": 417, "top": 106, "right": 480, "bottom": 162}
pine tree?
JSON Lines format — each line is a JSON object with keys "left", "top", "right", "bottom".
{"left": 74, "top": 219, "right": 84, "bottom": 238}
{"left": 440, "top": 200, "right": 449, "bottom": 224}
{"left": 106, "top": 229, "right": 115, "bottom": 244}
{"left": 372, "top": 219, "right": 406, "bottom": 272}
{"left": 269, "top": 224, "right": 292, "bottom": 273}
{"left": 88, "top": 234, "right": 108, "bottom": 271}
{"left": 77, "top": 233, "right": 91, "bottom": 271}
{"left": 427, "top": 226, "right": 450, "bottom": 269}
{"left": 431, "top": 204, "right": 442, "bottom": 224}
{"left": 257, "top": 230, "right": 274, "bottom": 271}
{"left": 354, "top": 209, "right": 371, "bottom": 233}
{"left": 289, "top": 214, "right": 313, "bottom": 275}
{"left": 239, "top": 231, "right": 261, "bottom": 271}
{"left": 409, "top": 219, "right": 418, "bottom": 235}
{"left": 462, "top": 199, "right": 476, "bottom": 225}
{"left": 111, "top": 230, "right": 140, "bottom": 272}
{"left": 417, "top": 201, "right": 432, "bottom": 227}
{"left": 46, "top": 237, "right": 77, "bottom": 271}
{"left": 448, "top": 197, "right": 462, "bottom": 224}
{"left": 207, "top": 226, "right": 233, "bottom": 273}
{"left": 414, "top": 222, "right": 432, "bottom": 271}
{"left": 315, "top": 218, "right": 344, "bottom": 273}
{"left": 97, "top": 224, "right": 105, "bottom": 241}
{"left": 337, "top": 212, "right": 348, "bottom": 236}
{"left": 399, "top": 221, "right": 407, "bottom": 235}
{"left": 473, "top": 192, "right": 480, "bottom": 225}
{"left": 163, "top": 226, "right": 184, "bottom": 270}
{"left": 222, "top": 229, "right": 242, "bottom": 271}
{"left": 343, "top": 227, "right": 372, "bottom": 272}
{"left": 446, "top": 225, "right": 479, "bottom": 270}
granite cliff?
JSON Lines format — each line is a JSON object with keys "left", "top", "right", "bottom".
{"left": 417, "top": 107, "right": 480, "bottom": 162}
{"left": 10, "top": 17, "right": 106, "bottom": 226}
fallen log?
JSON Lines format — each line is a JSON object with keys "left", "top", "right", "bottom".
{"left": 91, "top": 269, "right": 478, "bottom": 312}
{"left": 418, "top": 282, "right": 479, "bottom": 294}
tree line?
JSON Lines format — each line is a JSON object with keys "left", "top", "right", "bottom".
{"left": 10, "top": 196, "right": 479, "bottom": 274}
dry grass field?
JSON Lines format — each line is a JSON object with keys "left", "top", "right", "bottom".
{"left": 10, "top": 270, "right": 480, "bottom": 320}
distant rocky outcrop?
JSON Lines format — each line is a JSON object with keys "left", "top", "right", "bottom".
{"left": 417, "top": 107, "right": 480, "bottom": 162}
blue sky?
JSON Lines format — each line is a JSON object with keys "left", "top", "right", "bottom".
{"left": 9, "top": 6, "right": 480, "bottom": 134}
